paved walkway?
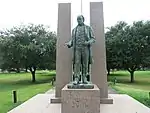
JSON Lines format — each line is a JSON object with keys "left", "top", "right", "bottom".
{"left": 8, "top": 94, "right": 150, "bottom": 113}
{"left": 108, "top": 87, "right": 118, "bottom": 94}
{"left": 45, "top": 87, "right": 118, "bottom": 94}
{"left": 45, "top": 87, "right": 55, "bottom": 94}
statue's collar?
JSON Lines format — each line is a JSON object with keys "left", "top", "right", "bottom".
{"left": 77, "top": 23, "right": 85, "bottom": 27}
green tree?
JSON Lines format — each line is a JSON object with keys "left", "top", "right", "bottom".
{"left": 0, "top": 24, "right": 56, "bottom": 82}
{"left": 121, "top": 21, "right": 150, "bottom": 82}
{"left": 106, "top": 21, "right": 150, "bottom": 82}
{"left": 106, "top": 21, "right": 127, "bottom": 75}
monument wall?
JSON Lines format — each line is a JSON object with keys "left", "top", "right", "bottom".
{"left": 90, "top": 2, "right": 108, "bottom": 98}
{"left": 55, "top": 3, "right": 72, "bottom": 97}
{"left": 55, "top": 2, "right": 108, "bottom": 99}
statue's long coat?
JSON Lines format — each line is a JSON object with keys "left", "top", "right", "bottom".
{"left": 70, "top": 25, "right": 95, "bottom": 64}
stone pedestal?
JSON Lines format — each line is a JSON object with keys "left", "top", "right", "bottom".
{"left": 61, "top": 84, "right": 100, "bottom": 113}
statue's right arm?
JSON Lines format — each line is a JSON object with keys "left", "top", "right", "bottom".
{"left": 89, "top": 27, "right": 96, "bottom": 44}
{"left": 66, "top": 29, "right": 74, "bottom": 48}
{"left": 67, "top": 40, "right": 73, "bottom": 48}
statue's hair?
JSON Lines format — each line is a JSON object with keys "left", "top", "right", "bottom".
{"left": 77, "top": 15, "right": 85, "bottom": 22}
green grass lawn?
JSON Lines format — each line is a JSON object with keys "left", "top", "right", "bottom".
{"left": 0, "top": 70, "right": 56, "bottom": 113}
{"left": 108, "top": 71, "right": 150, "bottom": 107}
{"left": 1, "top": 70, "right": 150, "bottom": 112}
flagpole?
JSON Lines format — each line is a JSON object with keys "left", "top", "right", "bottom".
{"left": 81, "top": 0, "right": 83, "bottom": 14}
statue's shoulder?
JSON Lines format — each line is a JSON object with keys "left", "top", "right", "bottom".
{"left": 72, "top": 27, "right": 78, "bottom": 35}
{"left": 72, "top": 27, "right": 76, "bottom": 31}
{"left": 72, "top": 26, "right": 78, "bottom": 32}
{"left": 84, "top": 25, "right": 92, "bottom": 30}
{"left": 84, "top": 24, "right": 89, "bottom": 28}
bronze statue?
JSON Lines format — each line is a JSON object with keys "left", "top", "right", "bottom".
{"left": 66, "top": 15, "right": 95, "bottom": 86}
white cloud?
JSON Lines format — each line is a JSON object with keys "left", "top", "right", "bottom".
{"left": 0, "top": 0, "right": 150, "bottom": 31}
{"left": 103, "top": 0, "right": 150, "bottom": 27}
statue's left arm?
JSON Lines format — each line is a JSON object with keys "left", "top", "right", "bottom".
{"left": 87, "top": 27, "right": 95, "bottom": 45}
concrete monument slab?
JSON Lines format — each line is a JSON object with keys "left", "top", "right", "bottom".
{"left": 55, "top": 3, "right": 72, "bottom": 98}
{"left": 8, "top": 94, "right": 150, "bottom": 113}
{"left": 90, "top": 2, "right": 108, "bottom": 99}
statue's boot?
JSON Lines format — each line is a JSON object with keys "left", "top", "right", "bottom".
{"left": 73, "top": 77, "right": 79, "bottom": 85}
{"left": 82, "top": 74, "right": 88, "bottom": 84}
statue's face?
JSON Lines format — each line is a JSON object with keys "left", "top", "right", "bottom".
{"left": 77, "top": 16, "right": 84, "bottom": 25}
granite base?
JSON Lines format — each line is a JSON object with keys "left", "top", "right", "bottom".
{"left": 61, "top": 84, "right": 100, "bottom": 113}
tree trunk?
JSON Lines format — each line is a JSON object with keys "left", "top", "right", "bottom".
{"left": 16, "top": 68, "right": 20, "bottom": 73}
{"left": 127, "top": 67, "right": 135, "bottom": 83}
{"left": 31, "top": 71, "right": 36, "bottom": 82}
{"left": 25, "top": 67, "right": 28, "bottom": 72}
{"left": 107, "top": 68, "right": 110, "bottom": 76}
{"left": 130, "top": 71, "right": 134, "bottom": 83}
{"left": 29, "top": 67, "right": 36, "bottom": 82}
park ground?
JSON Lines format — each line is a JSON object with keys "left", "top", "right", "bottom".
{"left": 108, "top": 71, "right": 150, "bottom": 107}
{"left": 0, "top": 70, "right": 150, "bottom": 113}
{"left": 0, "top": 70, "right": 55, "bottom": 113}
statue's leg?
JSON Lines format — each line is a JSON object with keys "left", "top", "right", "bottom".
{"left": 73, "top": 49, "right": 81, "bottom": 84}
{"left": 82, "top": 47, "right": 89, "bottom": 84}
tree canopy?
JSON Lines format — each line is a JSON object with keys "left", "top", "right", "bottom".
{"left": 106, "top": 21, "right": 150, "bottom": 82}
{"left": 0, "top": 24, "right": 56, "bottom": 82}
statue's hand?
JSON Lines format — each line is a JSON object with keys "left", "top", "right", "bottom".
{"left": 65, "top": 42, "right": 72, "bottom": 48}
{"left": 84, "top": 41, "right": 90, "bottom": 46}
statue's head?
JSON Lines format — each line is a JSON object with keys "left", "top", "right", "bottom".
{"left": 77, "top": 15, "right": 84, "bottom": 25}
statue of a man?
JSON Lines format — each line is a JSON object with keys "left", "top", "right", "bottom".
{"left": 66, "top": 15, "right": 95, "bottom": 85}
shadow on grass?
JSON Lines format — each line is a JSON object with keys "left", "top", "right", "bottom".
{"left": 109, "top": 73, "right": 128, "bottom": 76}
{"left": 109, "top": 77, "right": 150, "bottom": 85}
{"left": 144, "top": 99, "right": 150, "bottom": 108}
{"left": 128, "top": 80, "right": 150, "bottom": 87}
{"left": 108, "top": 75, "right": 130, "bottom": 83}
{"left": 11, "top": 75, "right": 55, "bottom": 85}
{"left": 7, "top": 101, "right": 23, "bottom": 112}
{"left": 0, "top": 72, "right": 56, "bottom": 92}
{"left": 36, "top": 73, "right": 56, "bottom": 77}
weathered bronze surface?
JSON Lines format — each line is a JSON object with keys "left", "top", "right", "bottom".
{"left": 65, "top": 15, "right": 95, "bottom": 88}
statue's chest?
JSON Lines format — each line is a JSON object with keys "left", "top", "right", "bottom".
{"left": 76, "top": 26, "right": 86, "bottom": 45}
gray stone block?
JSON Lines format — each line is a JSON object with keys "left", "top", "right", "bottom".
{"left": 55, "top": 3, "right": 72, "bottom": 98}
{"left": 90, "top": 2, "right": 109, "bottom": 100}
{"left": 61, "top": 84, "right": 100, "bottom": 113}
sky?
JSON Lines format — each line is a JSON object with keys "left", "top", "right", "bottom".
{"left": 0, "top": 0, "right": 150, "bottom": 32}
